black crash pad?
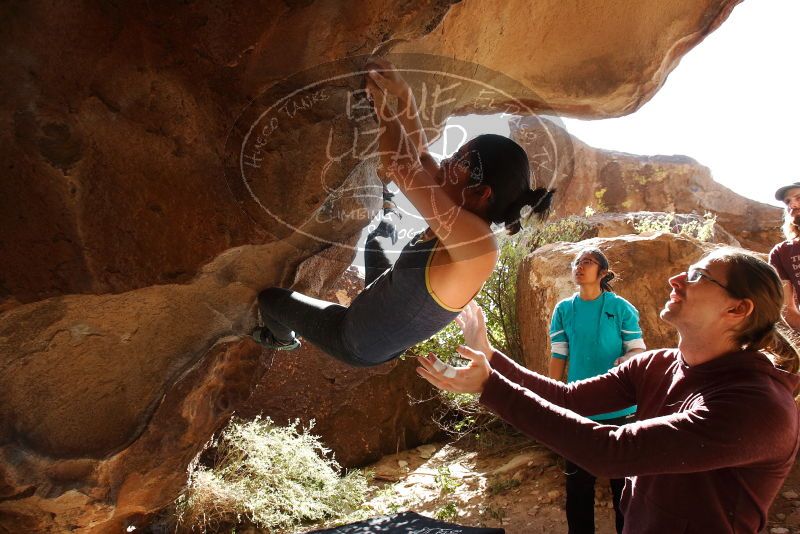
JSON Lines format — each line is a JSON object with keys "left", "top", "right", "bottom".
{"left": 308, "top": 511, "right": 505, "bottom": 533}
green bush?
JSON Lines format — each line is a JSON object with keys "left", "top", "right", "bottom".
{"left": 524, "top": 215, "right": 592, "bottom": 250}
{"left": 632, "top": 212, "right": 716, "bottom": 242}
{"left": 434, "top": 465, "right": 463, "bottom": 496}
{"left": 435, "top": 501, "right": 459, "bottom": 522}
{"left": 174, "top": 417, "right": 368, "bottom": 533}
{"left": 474, "top": 236, "right": 528, "bottom": 363}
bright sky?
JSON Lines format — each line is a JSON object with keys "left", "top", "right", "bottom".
{"left": 562, "top": 0, "right": 799, "bottom": 208}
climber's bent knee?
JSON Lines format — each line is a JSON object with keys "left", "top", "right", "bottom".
{"left": 258, "top": 287, "right": 290, "bottom": 308}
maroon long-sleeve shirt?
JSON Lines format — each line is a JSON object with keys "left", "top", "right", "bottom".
{"left": 480, "top": 348, "right": 800, "bottom": 533}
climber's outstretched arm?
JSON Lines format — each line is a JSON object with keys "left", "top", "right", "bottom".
{"left": 365, "top": 58, "right": 432, "bottom": 158}
{"left": 365, "top": 69, "right": 497, "bottom": 263}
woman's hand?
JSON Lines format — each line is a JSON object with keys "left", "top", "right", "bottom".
{"left": 416, "top": 345, "right": 492, "bottom": 394}
{"left": 614, "top": 348, "right": 643, "bottom": 366}
{"left": 455, "top": 301, "right": 494, "bottom": 360}
{"left": 364, "top": 72, "right": 390, "bottom": 119}
{"left": 365, "top": 58, "right": 411, "bottom": 101}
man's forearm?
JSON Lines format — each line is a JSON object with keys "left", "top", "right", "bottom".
{"left": 491, "top": 349, "right": 565, "bottom": 397}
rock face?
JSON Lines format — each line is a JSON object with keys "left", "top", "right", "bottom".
{"left": 0, "top": 0, "right": 743, "bottom": 531}
{"left": 510, "top": 117, "right": 782, "bottom": 253}
{"left": 0, "top": 218, "right": 382, "bottom": 533}
{"left": 0, "top": 0, "right": 741, "bottom": 305}
{"left": 516, "top": 233, "right": 715, "bottom": 375}
{"left": 550, "top": 211, "right": 741, "bottom": 248}
{"left": 0, "top": 238, "right": 300, "bottom": 533}
{"left": 238, "top": 267, "right": 442, "bottom": 469}
{"left": 0, "top": 1, "right": 453, "bottom": 306}
{"left": 398, "top": 0, "right": 741, "bottom": 118}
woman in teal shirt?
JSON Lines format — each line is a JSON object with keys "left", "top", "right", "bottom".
{"left": 549, "top": 247, "right": 645, "bottom": 534}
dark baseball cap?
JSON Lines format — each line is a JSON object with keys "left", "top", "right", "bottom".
{"left": 775, "top": 182, "right": 800, "bottom": 201}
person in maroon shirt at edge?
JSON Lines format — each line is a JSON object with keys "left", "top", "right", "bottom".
{"left": 418, "top": 248, "right": 800, "bottom": 533}
{"left": 769, "top": 181, "right": 800, "bottom": 331}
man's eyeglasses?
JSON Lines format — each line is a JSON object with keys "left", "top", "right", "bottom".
{"left": 686, "top": 268, "right": 730, "bottom": 292}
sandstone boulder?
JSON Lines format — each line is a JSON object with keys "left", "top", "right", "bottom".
{"left": 539, "top": 211, "right": 741, "bottom": 247}
{"left": 398, "top": 0, "right": 740, "bottom": 118}
{"left": 511, "top": 117, "right": 782, "bottom": 252}
{"left": 0, "top": 221, "right": 373, "bottom": 533}
{"left": 516, "top": 233, "right": 715, "bottom": 375}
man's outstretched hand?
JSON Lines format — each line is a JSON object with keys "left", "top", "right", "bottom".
{"left": 455, "top": 301, "right": 494, "bottom": 360}
{"left": 416, "top": 345, "right": 492, "bottom": 395}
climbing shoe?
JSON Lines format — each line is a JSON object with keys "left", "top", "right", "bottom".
{"left": 382, "top": 186, "right": 402, "bottom": 218}
{"left": 252, "top": 327, "right": 301, "bottom": 351}
{"left": 382, "top": 199, "right": 401, "bottom": 218}
{"left": 368, "top": 216, "right": 398, "bottom": 244}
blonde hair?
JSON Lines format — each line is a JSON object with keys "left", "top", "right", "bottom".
{"left": 711, "top": 248, "right": 799, "bottom": 373}
{"left": 782, "top": 211, "right": 800, "bottom": 241}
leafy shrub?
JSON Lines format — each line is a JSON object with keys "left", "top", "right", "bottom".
{"left": 487, "top": 477, "right": 521, "bottom": 496}
{"left": 524, "top": 215, "right": 592, "bottom": 251}
{"left": 174, "top": 417, "right": 368, "bottom": 533}
{"left": 435, "top": 501, "right": 459, "bottom": 522}
{"left": 632, "top": 212, "right": 716, "bottom": 242}
{"left": 435, "top": 465, "right": 463, "bottom": 496}
{"left": 632, "top": 213, "right": 669, "bottom": 234}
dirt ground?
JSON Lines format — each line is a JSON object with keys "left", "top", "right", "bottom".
{"left": 304, "top": 433, "right": 617, "bottom": 534}
{"left": 305, "top": 432, "right": 800, "bottom": 534}
{"left": 765, "top": 458, "right": 800, "bottom": 534}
